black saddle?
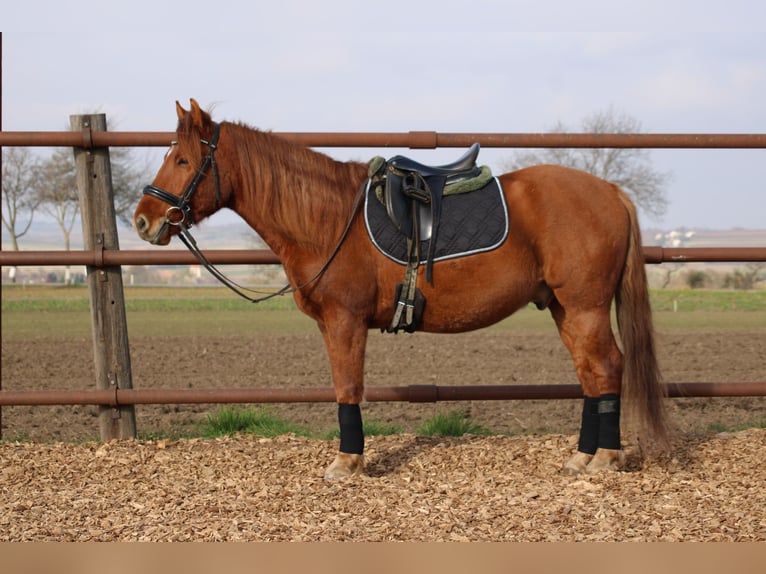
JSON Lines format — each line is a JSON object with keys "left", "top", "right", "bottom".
{"left": 388, "top": 143, "right": 480, "bottom": 178}
{"left": 372, "top": 143, "right": 482, "bottom": 244}
{"left": 366, "top": 144, "right": 485, "bottom": 333}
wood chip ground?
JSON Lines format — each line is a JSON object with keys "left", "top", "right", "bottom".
{"left": 2, "top": 429, "right": 764, "bottom": 542}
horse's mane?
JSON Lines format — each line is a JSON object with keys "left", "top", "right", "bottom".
{"left": 229, "top": 122, "right": 368, "bottom": 248}
{"left": 177, "top": 112, "right": 368, "bottom": 250}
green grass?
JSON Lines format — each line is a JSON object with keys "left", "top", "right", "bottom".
{"left": 203, "top": 407, "right": 492, "bottom": 440}
{"left": 4, "top": 285, "right": 765, "bottom": 313}
{"left": 416, "top": 410, "right": 492, "bottom": 437}
{"left": 201, "top": 406, "right": 311, "bottom": 438}
{"left": 201, "top": 407, "right": 403, "bottom": 440}
{"left": 650, "top": 289, "right": 766, "bottom": 312}
{"left": 1, "top": 285, "right": 299, "bottom": 312}
{"left": 706, "top": 419, "right": 766, "bottom": 434}
{"left": 3, "top": 285, "right": 765, "bottom": 340}
{"left": 1, "top": 285, "right": 316, "bottom": 338}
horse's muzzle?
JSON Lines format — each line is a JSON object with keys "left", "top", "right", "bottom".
{"left": 135, "top": 214, "right": 171, "bottom": 245}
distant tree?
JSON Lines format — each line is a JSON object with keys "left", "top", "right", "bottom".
{"left": 723, "top": 264, "right": 765, "bottom": 290}
{"left": 33, "top": 148, "right": 79, "bottom": 284}
{"left": 108, "top": 146, "right": 153, "bottom": 227}
{"left": 2, "top": 147, "right": 42, "bottom": 250}
{"left": 685, "top": 270, "right": 708, "bottom": 289}
{"left": 36, "top": 147, "right": 79, "bottom": 252}
{"left": 657, "top": 263, "right": 682, "bottom": 289}
{"left": 24, "top": 124, "right": 149, "bottom": 283}
{"left": 503, "top": 108, "right": 671, "bottom": 220}
{"left": 2, "top": 148, "right": 43, "bottom": 283}
{"left": 33, "top": 140, "right": 150, "bottom": 235}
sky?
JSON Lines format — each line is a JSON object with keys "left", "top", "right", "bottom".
{"left": 3, "top": 0, "right": 766, "bottom": 232}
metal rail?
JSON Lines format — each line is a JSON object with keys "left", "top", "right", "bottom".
{"left": 2, "top": 130, "right": 766, "bottom": 149}
{"left": 2, "top": 247, "right": 766, "bottom": 267}
{"left": 1, "top": 382, "right": 764, "bottom": 407}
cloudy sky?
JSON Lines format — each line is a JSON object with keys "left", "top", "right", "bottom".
{"left": 4, "top": 0, "right": 765, "bottom": 230}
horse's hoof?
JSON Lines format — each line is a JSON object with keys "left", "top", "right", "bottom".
{"left": 562, "top": 451, "right": 593, "bottom": 476}
{"left": 585, "top": 448, "right": 625, "bottom": 474}
{"left": 324, "top": 453, "right": 365, "bottom": 480}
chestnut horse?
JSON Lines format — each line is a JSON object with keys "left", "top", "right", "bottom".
{"left": 134, "top": 99, "right": 668, "bottom": 479}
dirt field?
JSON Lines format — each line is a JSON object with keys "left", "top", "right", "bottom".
{"left": 2, "top": 328, "right": 765, "bottom": 541}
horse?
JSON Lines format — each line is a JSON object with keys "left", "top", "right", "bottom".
{"left": 134, "top": 99, "right": 669, "bottom": 479}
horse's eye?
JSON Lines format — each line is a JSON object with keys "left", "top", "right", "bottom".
{"left": 177, "top": 158, "right": 189, "bottom": 166}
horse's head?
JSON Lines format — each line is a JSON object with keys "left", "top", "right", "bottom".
{"left": 134, "top": 99, "right": 227, "bottom": 245}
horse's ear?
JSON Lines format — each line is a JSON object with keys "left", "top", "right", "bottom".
{"left": 175, "top": 101, "right": 187, "bottom": 120}
{"left": 189, "top": 98, "right": 205, "bottom": 128}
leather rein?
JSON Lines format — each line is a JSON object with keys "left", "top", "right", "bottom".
{"left": 142, "top": 122, "right": 364, "bottom": 303}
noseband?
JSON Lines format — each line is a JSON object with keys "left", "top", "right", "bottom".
{"left": 143, "top": 121, "right": 222, "bottom": 228}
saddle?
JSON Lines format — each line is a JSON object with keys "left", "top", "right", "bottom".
{"left": 367, "top": 144, "right": 488, "bottom": 333}
{"left": 370, "top": 143, "right": 482, "bottom": 243}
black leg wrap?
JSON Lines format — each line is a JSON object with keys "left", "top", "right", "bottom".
{"left": 577, "top": 397, "right": 600, "bottom": 455}
{"left": 338, "top": 403, "right": 364, "bottom": 455}
{"left": 597, "top": 394, "right": 622, "bottom": 451}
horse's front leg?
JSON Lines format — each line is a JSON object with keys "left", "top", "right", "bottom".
{"left": 317, "top": 317, "right": 369, "bottom": 480}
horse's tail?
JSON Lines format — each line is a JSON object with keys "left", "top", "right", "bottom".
{"left": 614, "top": 187, "right": 670, "bottom": 452}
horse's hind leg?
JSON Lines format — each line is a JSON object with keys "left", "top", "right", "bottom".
{"left": 549, "top": 301, "right": 626, "bottom": 475}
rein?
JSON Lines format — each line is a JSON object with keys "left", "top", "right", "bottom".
{"left": 142, "top": 122, "right": 364, "bottom": 303}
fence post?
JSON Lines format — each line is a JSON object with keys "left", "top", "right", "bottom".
{"left": 70, "top": 114, "right": 136, "bottom": 440}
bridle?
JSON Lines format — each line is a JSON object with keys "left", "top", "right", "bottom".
{"left": 142, "top": 121, "right": 364, "bottom": 303}
{"left": 143, "top": 122, "right": 222, "bottom": 229}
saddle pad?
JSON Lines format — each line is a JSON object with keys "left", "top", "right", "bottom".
{"left": 364, "top": 176, "right": 509, "bottom": 265}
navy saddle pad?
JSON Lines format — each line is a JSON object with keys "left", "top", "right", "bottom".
{"left": 363, "top": 176, "right": 509, "bottom": 265}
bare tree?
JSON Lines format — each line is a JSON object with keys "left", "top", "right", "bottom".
{"left": 34, "top": 142, "right": 151, "bottom": 237}
{"left": 503, "top": 108, "right": 671, "bottom": 220}
{"left": 657, "top": 263, "right": 682, "bottom": 289}
{"left": 723, "top": 263, "right": 766, "bottom": 290}
{"left": 36, "top": 147, "right": 79, "bottom": 251}
{"left": 109, "top": 146, "right": 153, "bottom": 227}
{"left": 2, "top": 148, "right": 43, "bottom": 283}
{"left": 32, "top": 148, "right": 79, "bottom": 284}
{"left": 33, "top": 143, "right": 148, "bottom": 283}
{"left": 2, "top": 147, "right": 42, "bottom": 251}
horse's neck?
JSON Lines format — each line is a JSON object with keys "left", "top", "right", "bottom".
{"left": 227, "top": 124, "right": 367, "bottom": 257}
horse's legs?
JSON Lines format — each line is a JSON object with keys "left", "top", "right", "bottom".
{"left": 317, "top": 317, "right": 368, "bottom": 480}
{"left": 549, "top": 301, "right": 626, "bottom": 475}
